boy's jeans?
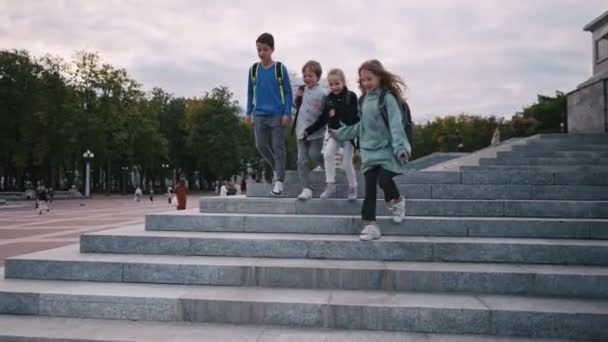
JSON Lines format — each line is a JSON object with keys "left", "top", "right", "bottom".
{"left": 297, "top": 137, "right": 324, "bottom": 189}
{"left": 254, "top": 115, "right": 287, "bottom": 182}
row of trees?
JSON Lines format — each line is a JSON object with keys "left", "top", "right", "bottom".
{"left": 0, "top": 49, "right": 566, "bottom": 193}
{"left": 0, "top": 49, "right": 267, "bottom": 193}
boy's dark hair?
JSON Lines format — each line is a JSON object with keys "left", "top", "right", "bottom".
{"left": 256, "top": 33, "right": 275, "bottom": 50}
{"left": 302, "top": 60, "right": 322, "bottom": 79}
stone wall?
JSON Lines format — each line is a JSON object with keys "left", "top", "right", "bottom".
{"left": 567, "top": 80, "right": 607, "bottom": 133}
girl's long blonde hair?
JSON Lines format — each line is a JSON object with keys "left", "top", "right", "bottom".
{"left": 358, "top": 59, "right": 406, "bottom": 101}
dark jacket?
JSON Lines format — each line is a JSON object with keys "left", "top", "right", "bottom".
{"left": 319, "top": 87, "right": 359, "bottom": 132}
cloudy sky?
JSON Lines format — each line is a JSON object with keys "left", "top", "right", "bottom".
{"left": 1, "top": 1, "right": 605, "bottom": 121}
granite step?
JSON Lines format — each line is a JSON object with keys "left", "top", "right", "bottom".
{"left": 0, "top": 275, "right": 606, "bottom": 339}
{"left": 247, "top": 182, "right": 608, "bottom": 200}
{"left": 512, "top": 144, "right": 608, "bottom": 152}
{"left": 6, "top": 245, "right": 608, "bottom": 298}
{"left": 145, "top": 211, "right": 608, "bottom": 239}
{"left": 79, "top": 226, "right": 608, "bottom": 265}
{"left": 282, "top": 170, "right": 462, "bottom": 185}
{"left": 462, "top": 165, "right": 608, "bottom": 173}
{"left": 199, "top": 197, "right": 608, "bottom": 218}
{"left": 278, "top": 170, "right": 608, "bottom": 186}
{"left": 537, "top": 133, "right": 608, "bottom": 143}
{"left": 497, "top": 151, "right": 608, "bottom": 159}
{"left": 480, "top": 157, "right": 608, "bottom": 166}
{"left": 0, "top": 315, "right": 572, "bottom": 342}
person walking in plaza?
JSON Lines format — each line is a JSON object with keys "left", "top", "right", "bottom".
{"left": 36, "top": 185, "right": 50, "bottom": 215}
{"left": 134, "top": 186, "right": 143, "bottom": 202}
{"left": 245, "top": 32, "right": 293, "bottom": 196}
{"left": 330, "top": 59, "right": 411, "bottom": 241}
{"left": 319, "top": 68, "right": 359, "bottom": 200}
{"left": 292, "top": 60, "right": 327, "bottom": 200}
{"left": 149, "top": 188, "right": 154, "bottom": 202}
{"left": 174, "top": 179, "right": 189, "bottom": 210}
{"left": 167, "top": 186, "right": 173, "bottom": 204}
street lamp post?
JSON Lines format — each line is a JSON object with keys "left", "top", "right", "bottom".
{"left": 161, "top": 163, "right": 170, "bottom": 190}
{"left": 82, "top": 149, "right": 94, "bottom": 197}
{"left": 121, "top": 166, "right": 129, "bottom": 195}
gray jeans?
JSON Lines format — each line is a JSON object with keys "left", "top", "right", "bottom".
{"left": 297, "top": 138, "right": 324, "bottom": 189}
{"left": 254, "top": 115, "right": 286, "bottom": 182}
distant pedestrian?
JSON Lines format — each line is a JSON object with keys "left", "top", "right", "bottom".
{"left": 167, "top": 186, "right": 173, "bottom": 204}
{"left": 134, "top": 186, "right": 143, "bottom": 202}
{"left": 48, "top": 187, "right": 55, "bottom": 203}
{"left": 491, "top": 127, "right": 501, "bottom": 146}
{"left": 174, "top": 179, "right": 189, "bottom": 210}
{"left": 149, "top": 189, "right": 154, "bottom": 202}
{"left": 241, "top": 178, "right": 247, "bottom": 194}
{"left": 220, "top": 181, "right": 228, "bottom": 197}
{"left": 36, "top": 185, "right": 50, "bottom": 215}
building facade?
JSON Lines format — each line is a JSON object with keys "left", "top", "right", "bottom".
{"left": 567, "top": 10, "right": 608, "bottom": 133}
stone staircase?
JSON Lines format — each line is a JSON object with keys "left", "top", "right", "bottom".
{"left": 1, "top": 133, "right": 608, "bottom": 341}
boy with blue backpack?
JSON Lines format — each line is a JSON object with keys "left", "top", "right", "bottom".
{"left": 246, "top": 33, "right": 293, "bottom": 195}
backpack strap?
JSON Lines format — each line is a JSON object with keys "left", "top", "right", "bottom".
{"left": 291, "top": 85, "right": 306, "bottom": 135}
{"left": 250, "top": 62, "right": 260, "bottom": 106}
{"left": 275, "top": 62, "right": 285, "bottom": 105}
{"left": 378, "top": 88, "right": 390, "bottom": 128}
{"left": 358, "top": 94, "right": 366, "bottom": 117}
{"left": 251, "top": 62, "right": 286, "bottom": 107}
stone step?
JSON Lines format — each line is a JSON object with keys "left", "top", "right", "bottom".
{"left": 80, "top": 226, "right": 608, "bottom": 265}
{"left": 6, "top": 245, "right": 608, "bottom": 298}
{"left": 282, "top": 170, "right": 608, "bottom": 187}
{"left": 512, "top": 144, "right": 608, "bottom": 152}
{"left": 0, "top": 315, "right": 569, "bottom": 342}
{"left": 145, "top": 211, "right": 608, "bottom": 239}
{"left": 247, "top": 182, "right": 608, "bottom": 200}
{"left": 279, "top": 170, "right": 608, "bottom": 186}
{"left": 463, "top": 165, "right": 608, "bottom": 173}
{"left": 0, "top": 275, "right": 606, "bottom": 339}
{"left": 537, "top": 133, "right": 608, "bottom": 143}
{"left": 282, "top": 170, "right": 462, "bottom": 185}
{"left": 480, "top": 157, "right": 608, "bottom": 166}
{"left": 199, "top": 197, "right": 608, "bottom": 218}
{"left": 497, "top": 151, "right": 608, "bottom": 159}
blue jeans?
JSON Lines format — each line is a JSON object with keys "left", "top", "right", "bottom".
{"left": 254, "top": 115, "right": 286, "bottom": 182}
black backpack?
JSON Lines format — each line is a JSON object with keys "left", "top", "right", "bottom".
{"left": 359, "top": 89, "right": 413, "bottom": 143}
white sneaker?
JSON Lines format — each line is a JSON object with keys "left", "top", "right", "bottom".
{"left": 347, "top": 186, "right": 358, "bottom": 201}
{"left": 297, "top": 188, "right": 313, "bottom": 200}
{"left": 271, "top": 181, "right": 283, "bottom": 195}
{"left": 360, "top": 222, "right": 381, "bottom": 241}
{"left": 320, "top": 183, "right": 336, "bottom": 199}
{"left": 391, "top": 196, "right": 406, "bottom": 223}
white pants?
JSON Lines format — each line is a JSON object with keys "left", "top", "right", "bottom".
{"left": 324, "top": 137, "right": 357, "bottom": 187}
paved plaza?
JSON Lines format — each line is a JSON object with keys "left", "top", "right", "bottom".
{"left": 0, "top": 194, "right": 201, "bottom": 266}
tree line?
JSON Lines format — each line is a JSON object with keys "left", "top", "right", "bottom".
{"left": 0, "top": 49, "right": 566, "bottom": 193}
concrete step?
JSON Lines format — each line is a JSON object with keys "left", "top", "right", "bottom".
{"left": 480, "top": 157, "right": 608, "bottom": 166}
{"left": 282, "top": 170, "right": 462, "bottom": 185}
{"left": 247, "top": 182, "right": 608, "bottom": 200}
{"left": 6, "top": 245, "right": 608, "bottom": 298}
{"left": 497, "top": 151, "right": 608, "bottom": 159}
{"left": 462, "top": 165, "right": 608, "bottom": 173}
{"left": 0, "top": 275, "right": 606, "bottom": 339}
{"left": 537, "top": 133, "right": 608, "bottom": 143}
{"left": 80, "top": 226, "right": 608, "bottom": 265}
{"left": 512, "top": 144, "right": 608, "bottom": 152}
{"left": 145, "top": 211, "right": 608, "bottom": 239}
{"left": 199, "top": 197, "right": 608, "bottom": 218}
{"left": 0, "top": 315, "right": 570, "bottom": 342}
{"left": 462, "top": 170, "right": 608, "bottom": 185}
{"left": 278, "top": 170, "right": 608, "bottom": 186}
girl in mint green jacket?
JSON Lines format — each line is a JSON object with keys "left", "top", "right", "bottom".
{"left": 330, "top": 59, "right": 411, "bottom": 241}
